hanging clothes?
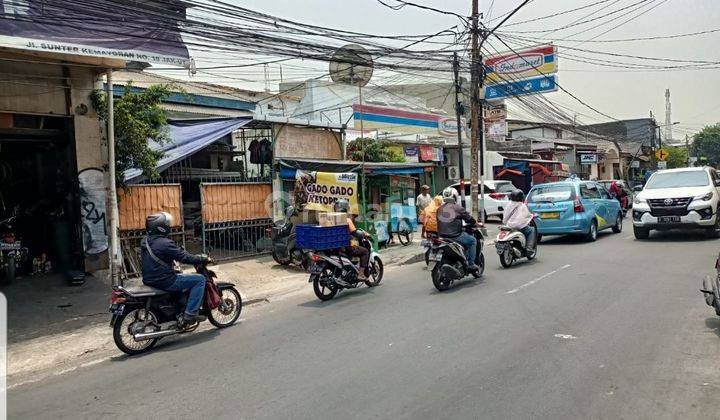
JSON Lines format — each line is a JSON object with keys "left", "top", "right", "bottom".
{"left": 258, "top": 138, "right": 273, "bottom": 164}
{"left": 248, "top": 139, "right": 261, "bottom": 164}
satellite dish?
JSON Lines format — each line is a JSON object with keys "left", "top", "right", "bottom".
{"left": 329, "top": 44, "right": 374, "bottom": 87}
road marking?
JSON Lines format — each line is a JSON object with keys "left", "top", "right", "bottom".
{"left": 554, "top": 334, "right": 577, "bottom": 340}
{"left": 506, "top": 264, "right": 572, "bottom": 294}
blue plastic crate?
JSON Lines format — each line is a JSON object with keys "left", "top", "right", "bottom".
{"left": 296, "top": 224, "right": 350, "bottom": 250}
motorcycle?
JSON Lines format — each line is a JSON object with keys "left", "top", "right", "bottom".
{"left": 307, "top": 236, "right": 384, "bottom": 301}
{"left": 109, "top": 262, "right": 242, "bottom": 355}
{"left": 495, "top": 220, "right": 538, "bottom": 268}
{"left": 268, "top": 206, "right": 308, "bottom": 270}
{"left": 427, "top": 225, "right": 485, "bottom": 292}
{"left": 0, "top": 215, "right": 27, "bottom": 284}
{"left": 701, "top": 252, "right": 720, "bottom": 317}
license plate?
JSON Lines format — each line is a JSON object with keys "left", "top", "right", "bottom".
{"left": 309, "top": 264, "right": 323, "bottom": 274}
{"left": 658, "top": 216, "right": 680, "bottom": 223}
{"left": 108, "top": 303, "right": 124, "bottom": 315}
{"left": 429, "top": 252, "right": 442, "bottom": 262}
{"left": 0, "top": 243, "right": 21, "bottom": 250}
{"left": 540, "top": 212, "right": 560, "bottom": 219}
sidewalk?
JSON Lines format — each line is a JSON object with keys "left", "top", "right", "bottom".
{"left": 6, "top": 238, "right": 426, "bottom": 386}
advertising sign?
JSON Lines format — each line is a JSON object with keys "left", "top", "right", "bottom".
{"left": 0, "top": 0, "right": 190, "bottom": 66}
{"left": 484, "top": 45, "right": 557, "bottom": 85}
{"left": 579, "top": 153, "right": 598, "bottom": 164}
{"left": 483, "top": 103, "right": 507, "bottom": 121}
{"left": 485, "top": 121, "right": 508, "bottom": 137}
{"left": 485, "top": 75, "right": 558, "bottom": 101}
{"left": 353, "top": 104, "right": 456, "bottom": 137}
{"left": 294, "top": 171, "right": 359, "bottom": 214}
{"left": 403, "top": 146, "right": 419, "bottom": 163}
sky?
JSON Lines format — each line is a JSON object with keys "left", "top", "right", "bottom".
{"left": 165, "top": 0, "right": 720, "bottom": 139}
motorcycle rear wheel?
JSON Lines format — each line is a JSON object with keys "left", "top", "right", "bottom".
{"left": 272, "top": 250, "right": 291, "bottom": 266}
{"left": 113, "top": 309, "right": 159, "bottom": 355}
{"left": 431, "top": 264, "right": 452, "bottom": 291}
{"left": 209, "top": 287, "right": 242, "bottom": 328}
{"left": 312, "top": 265, "right": 338, "bottom": 301}
{"left": 499, "top": 248, "right": 514, "bottom": 268}
{"left": 472, "top": 253, "right": 485, "bottom": 278}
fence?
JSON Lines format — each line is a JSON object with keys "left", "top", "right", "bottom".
{"left": 199, "top": 182, "right": 273, "bottom": 260}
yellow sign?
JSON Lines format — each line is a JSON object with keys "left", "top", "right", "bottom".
{"left": 656, "top": 148, "right": 669, "bottom": 161}
{"left": 295, "top": 170, "right": 359, "bottom": 214}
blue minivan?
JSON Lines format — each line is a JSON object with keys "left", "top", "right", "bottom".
{"left": 526, "top": 180, "right": 623, "bottom": 241}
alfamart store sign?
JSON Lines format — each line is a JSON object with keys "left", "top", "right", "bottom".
{"left": 0, "top": 0, "right": 190, "bottom": 66}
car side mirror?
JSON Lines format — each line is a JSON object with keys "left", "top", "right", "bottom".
{"left": 633, "top": 185, "right": 643, "bottom": 192}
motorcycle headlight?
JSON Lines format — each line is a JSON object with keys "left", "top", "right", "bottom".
{"left": 693, "top": 191, "right": 714, "bottom": 202}
{"left": 633, "top": 196, "right": 646, "bottom": 205}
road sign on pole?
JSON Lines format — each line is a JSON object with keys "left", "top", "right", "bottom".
{"left": 484, "top": 75, "right": 558, "bottom": 101}
{"left": 657, "top": 161, "right": 667, "bottom": 169}
{"left": 655, "top": 148, "right": 669, "bottom": 161}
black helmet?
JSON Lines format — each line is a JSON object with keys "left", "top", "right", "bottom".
{"left": 146, "top": 212, "right": 173, "bottom": 235}
{"left": 509, "top": 189, "right": 525, "bottom": 202}
{"left": 333, "top": 199, "right": 350, "bottom": 213}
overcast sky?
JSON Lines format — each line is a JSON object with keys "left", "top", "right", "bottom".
{"left": 178, "top": 0, "right": 720, "bottom": 138}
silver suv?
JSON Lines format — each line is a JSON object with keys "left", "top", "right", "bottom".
{"left": 632, "top": 167, "right": 720, "bottom": 239}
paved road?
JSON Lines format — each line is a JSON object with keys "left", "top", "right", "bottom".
{"left": 9, "top": 227, "right": 720, "bottom": 419}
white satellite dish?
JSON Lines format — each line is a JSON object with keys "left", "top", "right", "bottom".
{"left": 329, "top": 44, "right": 374, "bottom": 87}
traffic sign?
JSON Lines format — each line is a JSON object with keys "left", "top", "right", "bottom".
{"left": 655, "top": 148, "right": 669, "bottom": 161}
{"left": 485, "top": 74, "right": 558, "bottom": 101}
{"left": 657, "top": 161, "right": 667, "bottom": 169}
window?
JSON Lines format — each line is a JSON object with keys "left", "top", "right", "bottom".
{"left": 527, "top": 184, "right": 575, "bottom": 203}
{"left": 645, "top": 171, "right": 710, "bottom": 189}
{"left": 495, "top": 183, "right": 516, "bottom": 193}
{"left": 596, "top": 184, "right": 610, "bottom": 199}
{"left": 580, "top": 183, "right": 601, "bottom": 199}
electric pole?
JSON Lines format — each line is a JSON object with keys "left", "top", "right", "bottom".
{"left": 469, "top": 0, "right": 481, "bottom": 221}
{"left": 452, "top": 52, "right": 467, "bottom": 210}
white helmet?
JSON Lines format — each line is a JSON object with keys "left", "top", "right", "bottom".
{"left": 442, "top": 187, "right": 459, "bottom": 203}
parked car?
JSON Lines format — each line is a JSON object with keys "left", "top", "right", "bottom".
{"left": 526, "top": 180, "right": 623, "bottom": 242}
{"left": 631, "top": 167, "right": 720, "bottom": 239}
{"left": 451, "top": 180, "right": 515, "bottom": 219}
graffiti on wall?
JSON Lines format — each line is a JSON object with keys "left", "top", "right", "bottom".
{"left": 78, "top": 168, "right": 108, "bottom": 255}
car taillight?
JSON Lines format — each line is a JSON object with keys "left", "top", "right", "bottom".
{"left": 489, "top": 193, "right": 506, "bottom": 200}
{"left": 110, "top": 290, "right": 127, "bottom": 304}
{"left": 574, "top": 197, "right": 585, "bottom": 213}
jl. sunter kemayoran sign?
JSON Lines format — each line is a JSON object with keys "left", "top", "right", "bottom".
{"left": 294, "top": 171, "right": 359, "bottom": 214}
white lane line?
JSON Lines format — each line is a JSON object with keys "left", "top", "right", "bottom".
{"left": 506, "top": 264, "right": 572, "bottom": 294}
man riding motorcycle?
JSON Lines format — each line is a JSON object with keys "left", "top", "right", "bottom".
{"left": 437, "top": 187, "right": 479, "bottom": 272}
{"left": 502, "top": 190, "right": 535, "bottom": 252}
{"left": 334, "top": 199, "right": 371, "bottom": 284}
{"left": 141, "top": 212, "right": 211, "bottom": 324}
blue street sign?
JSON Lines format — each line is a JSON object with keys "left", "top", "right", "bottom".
{"left": 484, "top": 75, "right": 557, "bottom": 101}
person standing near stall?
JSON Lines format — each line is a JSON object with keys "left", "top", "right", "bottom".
{"left": 416, "top": 185, "right": 433, "bottom": 238}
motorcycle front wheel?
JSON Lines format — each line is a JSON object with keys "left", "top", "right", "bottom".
{"left": 367, "top": 257, "right": 384, "bottom": 287}
{"left": 209, "top": 287, "right": 242, "bottom": 328}
{"left": 472, "top": 253, "right": 485, "bottom": 278}
{"left": 113, "top": 309, "right": 159, "bottom": 355}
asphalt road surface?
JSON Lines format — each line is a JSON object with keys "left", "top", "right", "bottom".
{"left": 9, "top": 226, "right": 720, "bottom": 419}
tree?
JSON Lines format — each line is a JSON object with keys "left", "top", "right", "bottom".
{"left": 691, "top": 123, "right": 720, "bottom": 167}
{"left": 91, "top": 83, "right": 173, "bottom": 188}
{"left": 665, "top": 146, "right": 687, "bottom": 169}
{"left": 346, "top": 138, "right": 405, "bottom": 162}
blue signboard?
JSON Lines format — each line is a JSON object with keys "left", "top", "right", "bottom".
{"left": 485, "top": 75, "right": 557, "bottom": 101}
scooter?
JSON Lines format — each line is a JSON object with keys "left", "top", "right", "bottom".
{"left": 268, "top": 206, "right": 308, "bottom": 270}
{"left": 701, "top": 252, "right": 720, "bottom": 316}
{"left": 109, "top": 262, "right": 242, "bottom": 355}
{"left": 427, "top": 225, "right": 485, "bottom": 291}
{"left": 307, "top": 236, "right": 384, "bottom": 301}
{"left": 495, "top": 220, "right": 538, "bottom": 268}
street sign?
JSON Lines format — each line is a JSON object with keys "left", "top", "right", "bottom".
{"left": 630, "top": 160, "right": 640, "bottom": 168}
{"left": 657, "top": 161, "right": 667, "bottom": 169}
{"left": 484, "top": 45, "right": 557, "bottom": 85}
{"left": 579, "top": 153, "right": 598, "bottom": 164}
{"left": 655, "top": 148, "right": 669, "bottom": 161}
{"left": 485, "top": 75, "right": 558, "bottom": 101}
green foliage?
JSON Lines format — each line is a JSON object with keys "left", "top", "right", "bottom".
{"left": 346, "top": 138, "right": 405, "bottom": 163}
{"left": 91, "top": 83, "right": 173, "bottom": 187}
{"left": 665, "top": 146, "right": 687, "bottom": 169}
{"left": 691, "top": 123, "right": 720, "bottom": 167}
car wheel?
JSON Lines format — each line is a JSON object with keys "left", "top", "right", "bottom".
{"left": 585, "top": 220, "right": 598, "bottom": 242}
{"left": 633, "top": 225, "right": 650, "bottom": 240}
{"left": 612, "top": 213, "right": 623, "bottom": 233}
{"left": 707, "top": 208, "right": 720, "bottom": 239}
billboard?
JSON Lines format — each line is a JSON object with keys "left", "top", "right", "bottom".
{"left": 353, "top": 104, "right": 459, "bottom": 137}
{"left": 0, "top": 0, "right": 190, "bottom": 66}
{"left": 485, "top": 75, "right": 558, "bottom": 101}
{"left": 484, "top": 45, "right": 557, "bottom": 85}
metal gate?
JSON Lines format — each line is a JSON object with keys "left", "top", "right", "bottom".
{"left": 199, "top": 182, "right": 273, "bottom": 260}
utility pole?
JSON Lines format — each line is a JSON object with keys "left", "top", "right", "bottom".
{"left": 469, "top": 0, "right": 482, "bottom": 221}
{"left": 665, "top": 88, "right": 672, "bottom": 143}
{"left": 685, "top": 134, "right": 690, "bottom": 166}
{"left": 452, "top": 52, "right": 467, "bottom": 210}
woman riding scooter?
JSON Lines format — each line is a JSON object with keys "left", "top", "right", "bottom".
{"left": 502, "top": 190, "right": 536, "bottom": 253}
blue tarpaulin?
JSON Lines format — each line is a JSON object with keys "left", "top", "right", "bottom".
{"left": 125, "top": 118, "right": 253, "bottom": 182}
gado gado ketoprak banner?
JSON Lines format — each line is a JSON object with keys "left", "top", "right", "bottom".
{"left": 0, "top": 0, "right": 190, "bottom": 66}
{"left": 294, "top": 171, "right": 359, "bottom": 214}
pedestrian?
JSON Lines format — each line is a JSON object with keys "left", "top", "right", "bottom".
{"left": 416, "top": 185, "right": 432, "bottom": 238}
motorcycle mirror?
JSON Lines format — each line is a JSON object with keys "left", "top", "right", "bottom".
{"left": 285, "top": 206, "right": 295, "bottom": 219}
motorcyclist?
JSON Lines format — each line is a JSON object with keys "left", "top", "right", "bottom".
{"left": 502, "top": 190, "right": 536, "bottom": 252}
{"left": 437, "top": 187, "right": 479, "bottom": 271}
{"left": 141, "top": 212, "right": 211, "bottom": 324}
{"left": 334, "top": 199, "right": 371, "bottom": 284}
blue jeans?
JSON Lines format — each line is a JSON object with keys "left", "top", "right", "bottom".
{"left": 165, "top": 273, "right": 206, "bottom": 315}
{"left": 455, "top": 232, "right": 477, "bottom": 265}
{"left": 520, "top": 225, "right": 536, "bottom": 249}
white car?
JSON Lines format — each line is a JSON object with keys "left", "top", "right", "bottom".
{"left": 632, "top": 167, "right": 720, "bottom": 239}
{"left": 451, "top": 180, "right": 515, "bottom": 219}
